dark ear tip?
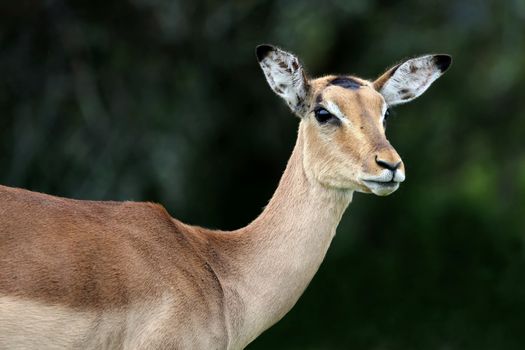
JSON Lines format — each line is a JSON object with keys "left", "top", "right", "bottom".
{"left": 256, "top": 44, "right": 275, "bottom": 62}
{"left": 434, "top": 54, "right": 452, "bottom": 73}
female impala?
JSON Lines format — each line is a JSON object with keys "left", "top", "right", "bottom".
{"left": 0, "top": 45, "right": 451, "bottom": 349}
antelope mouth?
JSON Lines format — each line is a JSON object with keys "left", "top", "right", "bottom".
{"left": 361, "top": 177, "right": 403, "bottom": 196}
{"left": 361, "top": 173, "right": 404, "bottom": 196}
{"left": 362, "top": 179, "right": 399, "bottom": 187}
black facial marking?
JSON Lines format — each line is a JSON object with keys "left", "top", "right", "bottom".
{"left": 315, "top": 94, "right": 323, "bottom": 104}
{"left": 255, "top": 45, "right": 274, "bottom": 62}
{"left": 434, "top": 54, "right": 452, "bottom": 73}
{"left": 329, "top": 77, "right": 362, "bottom": 90}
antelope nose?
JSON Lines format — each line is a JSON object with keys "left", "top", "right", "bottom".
{"left": 375, "top": 156, "right": 401, "bottom": 171}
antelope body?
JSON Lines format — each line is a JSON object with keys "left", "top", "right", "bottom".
{"left": 0, "top": 45, "right": 451, "bottom": 349}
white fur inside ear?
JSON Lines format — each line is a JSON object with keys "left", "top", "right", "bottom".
{"left": 258, "top": 48, "right": 309, "bottom": 115}
{"left": 380, "top": 55, "right": 443, "bottom": 106}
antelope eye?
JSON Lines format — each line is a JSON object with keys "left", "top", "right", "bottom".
{"left": 314, "top": 107, "right": 338, "bottom": 125}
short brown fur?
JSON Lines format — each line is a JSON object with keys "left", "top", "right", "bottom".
{"left": 0, "top": 45, "right": 450, "bottom": 349}
{"left": 0, "top": 185, "right": 227, "bottom": 310}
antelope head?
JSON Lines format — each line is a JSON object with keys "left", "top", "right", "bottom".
{"left": 256, "top": 45, "right": 451, "bottom": 196}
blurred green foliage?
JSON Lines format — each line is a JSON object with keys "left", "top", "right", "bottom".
{"left": 1, "top": 0, "right": 525, "bottom": 348}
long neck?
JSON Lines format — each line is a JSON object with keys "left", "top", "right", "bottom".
{"left": 223, "top": 124, "right": 353, "bottom": 347}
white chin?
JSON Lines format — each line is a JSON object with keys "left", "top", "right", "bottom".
{"left": 363, "top": 182, "right": 400, "bottom": 196}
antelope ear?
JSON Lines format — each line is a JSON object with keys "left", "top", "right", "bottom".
{"left": 256, "top": 44, "right": 310, "bottom": 116}
{"left": 374, "top": 54, "right": 452, "bottom": 106}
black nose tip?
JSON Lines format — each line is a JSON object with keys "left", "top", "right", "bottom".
{"left": 375, "top": 156, "right": 401, "bottom": 171}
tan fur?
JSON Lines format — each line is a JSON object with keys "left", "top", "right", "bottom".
{"left": 0, "top": 46, "right": 449, "bottom": 349}
{"left": 303, "top": 76, "right": 403, "bottom": 191}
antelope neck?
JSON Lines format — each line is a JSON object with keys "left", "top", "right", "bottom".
{"left": 223, "top": 124, "right": 354, "bottom": 346}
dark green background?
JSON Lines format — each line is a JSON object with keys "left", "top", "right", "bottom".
{"left": 1, "top": 0, "right": 525, "bottom": 348}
